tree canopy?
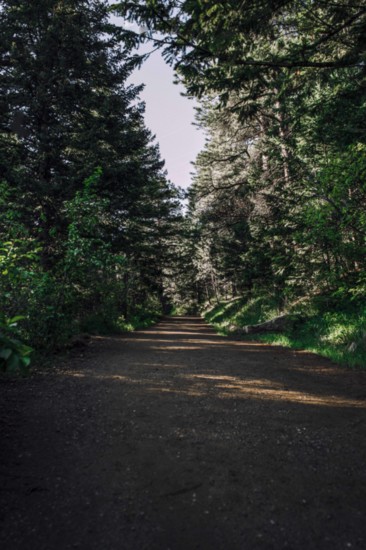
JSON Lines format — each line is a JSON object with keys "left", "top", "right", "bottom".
{"left": 115, "top": 0, "right": 366, "bottom": 313}
{"left": 0, "top": 0, "right": 183, "bottom": 367}
{"left": 1, "top": 0, "right": 365, "bottom": 371}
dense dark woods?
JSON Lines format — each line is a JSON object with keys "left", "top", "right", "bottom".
{"left": 1, "top": 0, "right": 366, "bottom": 370}
{"left": 0, "top": 0, "right": 184, "bottom": 370}
{"left": 118, "top": 0, "right": 366, "bottom": 367}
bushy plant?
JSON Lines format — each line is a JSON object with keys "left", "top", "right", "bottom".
{"left": 0, "top": 170, "right": 130, "bottom": 353}
{"left": 0, "top": 315, "right": 33, "bottom": 374}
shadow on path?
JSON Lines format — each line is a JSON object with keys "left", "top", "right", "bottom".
{"left": 1, "top": 316, "right": 366, "bottom": 550}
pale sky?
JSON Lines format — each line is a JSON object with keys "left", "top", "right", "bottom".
{"left": 129, "top": 49, "right": 205, "bottom": 189}
{"left": 110, "top": 8, "right": 205, "bottom": 189}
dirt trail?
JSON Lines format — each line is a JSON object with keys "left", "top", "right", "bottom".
{"left": 1, "top": 316, "right": 366, "bottom": 550}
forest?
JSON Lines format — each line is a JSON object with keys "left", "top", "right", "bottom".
{"left": 1, "top": 0, "right": 366, "bottom": 371}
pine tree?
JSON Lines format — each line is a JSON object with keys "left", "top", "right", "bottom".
{"left": 0, "top": 0, "right": 184, "bottom": 350}
{"left": 1, "top": 0, "right": 140, "bottom": 259}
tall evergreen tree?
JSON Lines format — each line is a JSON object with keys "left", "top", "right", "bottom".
{"left": 116, "top": 0, "right": 366, "bottom": 303}
{"left": 1, "top": 0, "right": 140, "bottom": 257}
{"left": 0, "top": 0, "right": 184, "bottom": 354}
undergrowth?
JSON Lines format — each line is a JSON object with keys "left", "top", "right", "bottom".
{"left": 81, "top": 307, "right": 160, "bottom": 335}
{"left": 204, "top": 294, "right": 366, "bottom": 369}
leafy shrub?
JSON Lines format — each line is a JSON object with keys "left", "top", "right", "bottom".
{"left": 0, "top": 316, "right": 33, "bottom": 374}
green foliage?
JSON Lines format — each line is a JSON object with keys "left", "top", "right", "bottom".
{"left": 119, "top": 1, "right": 366, "bottom": 110}
{"left": 118, "top": 1, "right": 366, "bottom": 333}
{"left": 0, "top": 315, "right": 33, "bottom": 374}
{"left": 0, "top": 167, "right": 171, "bottom": 353}
{"left": 0, "top": 235, "right": 41, "bottom": 324}
{"left": 2, "top": 0, "right": 365, "bottom": 374}
{"left": 205, "top": 295, "right": 366, "bottom": 369}
{"left": 0, "top": 1, "right": 183, "bottom": 362}
{"left": 117, "top": 308, "right": 161, "bottom": 332}
{"left": 204, "top": 294, "right": 283, "bottom": 332}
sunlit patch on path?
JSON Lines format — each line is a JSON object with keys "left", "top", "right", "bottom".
{"left": 1, "top": 316, "right": 366, "bottom": 550}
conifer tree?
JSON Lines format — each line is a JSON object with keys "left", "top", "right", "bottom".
{"left": 0, "top": 0, "right": 184, "bottom": 350}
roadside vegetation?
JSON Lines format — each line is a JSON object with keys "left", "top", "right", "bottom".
{"left": 117, "top": 1, "right": 366, "bottom": 369}
{"left": 1, "top": 1, "right": 365, "bottom": 372}
{"left": 0, "top": 1, "right": 181, "bottom": 373}
{"left": 204, "top": 295, "right": 366, "bottom": 369}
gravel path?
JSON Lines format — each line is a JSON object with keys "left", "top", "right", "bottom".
{"left": 1, "top": 316, "right": 366, "bottom": 549}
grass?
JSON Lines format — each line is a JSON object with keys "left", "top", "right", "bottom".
{"left": 203, "top": 294, "right": 366, "bottom": 369}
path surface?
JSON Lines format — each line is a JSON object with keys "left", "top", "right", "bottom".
{"left": 1, "top": 316, "right": 366, "bottom": 550}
